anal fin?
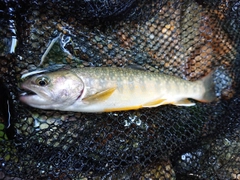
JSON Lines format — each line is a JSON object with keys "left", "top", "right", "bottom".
{"left": 83, "top": 87, "right": 116, "bottom": 103}
{"left": 143, "top": 98, "right": 196, "bottom": 107}
{"left": 143, "top": 98, "right": 166, "bottom": 107}
{"left": 172, "top": 99, "right": 195, "bottom": 106}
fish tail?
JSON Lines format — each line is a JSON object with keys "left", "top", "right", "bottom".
{"left": 198, "top": 71, "right": 216, "bottom": 103}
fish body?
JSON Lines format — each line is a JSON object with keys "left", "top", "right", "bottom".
{"left": 20, "top": 67, "right": 216, "bottom": 112}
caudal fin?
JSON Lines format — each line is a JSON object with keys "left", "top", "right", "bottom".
{"left": 199, "top": 71, "right": 216, "bottom": 103}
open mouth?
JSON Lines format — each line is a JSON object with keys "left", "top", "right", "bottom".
{"left": 18, "top": 84, "right": 37, "bottom": 97}
{"left": 19, "top": 89, "right": 38, "bottom": 104}
{"left": 20, "top": 90, "right": 36, "bottom": 96}
{"left": 18, "top": 86, "right": 41, "bottom": 105}
{"left": 20, "top": 89, "right": 36, "bottom": 96}
{"left": 18, "top": 88, "right": 36, "bottom": 96}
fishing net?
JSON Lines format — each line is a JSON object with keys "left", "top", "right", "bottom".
{"left": 0, "top": 0, "right": 240, "bottom": 179}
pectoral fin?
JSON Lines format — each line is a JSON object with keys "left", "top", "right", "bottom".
{"left": 83, "top": 87, "right": 116, "bottom": 103}
{"left": 143, "top": 98, "right": 166, "bottom": 107}
{"left": 171, "top": 99, "right": 195, "bottom": 106}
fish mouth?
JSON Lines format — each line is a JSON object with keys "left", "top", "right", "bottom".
{"left": 20, "top": 89, "right": 36, "bottom": 96}
{"left": 19, "top": 84, "right": 48, "bottom": 107}
{"left": 19, "top": 84, "right": 39, "bottom": 102}
{"left": 19, "top": 85, "right": 37, "bottom": 97}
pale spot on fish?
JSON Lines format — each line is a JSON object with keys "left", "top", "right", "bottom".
{"left": 61, "top": 89, "right": 69, "bottom": 97}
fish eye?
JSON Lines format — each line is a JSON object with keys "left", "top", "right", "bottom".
{"left": 35, "top": 76, "right": 50, "bottom": 86}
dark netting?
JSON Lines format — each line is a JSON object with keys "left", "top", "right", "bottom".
{"left": 0, "top": 0, "right": 240, "bottom": 179}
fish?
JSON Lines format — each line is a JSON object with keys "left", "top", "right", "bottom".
{"left": 19, "top": 67, "right": 216, "bottom": 112}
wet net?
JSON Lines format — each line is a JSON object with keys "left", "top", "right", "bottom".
{"left": 0, "top": 0, "right": 240, "bottom": 179}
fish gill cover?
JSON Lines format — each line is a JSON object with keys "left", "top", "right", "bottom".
{"left": 0, "top": 0, "right": 240, "bottom": 179}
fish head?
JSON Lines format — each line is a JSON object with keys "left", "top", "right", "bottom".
{"left": 20, "top": 70, "right": 84, "bottom": 110}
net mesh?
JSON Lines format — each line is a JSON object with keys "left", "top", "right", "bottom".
{"left": 0, "top": 0, "right": 240, "bottom": 179}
